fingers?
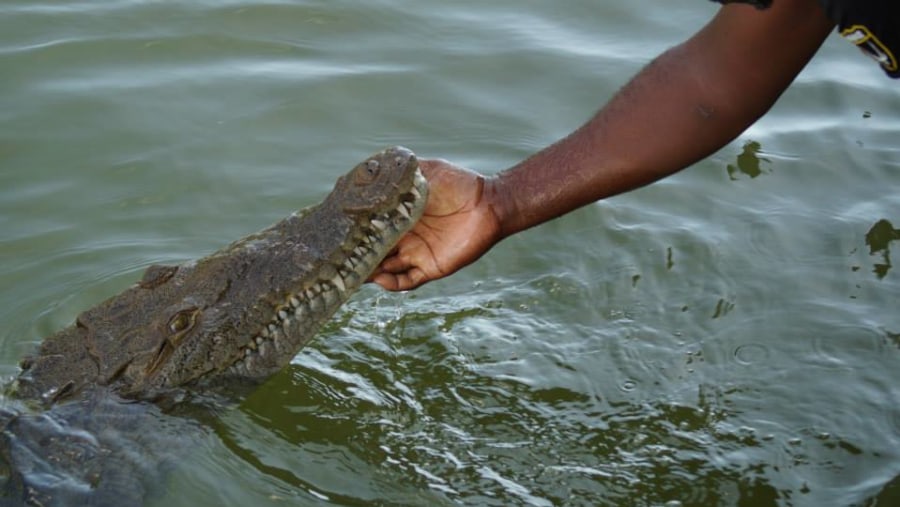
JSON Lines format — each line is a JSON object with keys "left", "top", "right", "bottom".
{"left": 370, "top": 268, "right": 428, "bottom": 291}
{"left": 369, "top": 227, "right": 442, "bottom": 288}
{"left": 377, "top": 253, "right": 411, "bottom": 274}
{"left": 368, "top": 249, "right": 427, "bottom": 291}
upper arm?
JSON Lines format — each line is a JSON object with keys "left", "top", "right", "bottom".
{"left": 683, "top": 0, "right": 835, "bottom": 116}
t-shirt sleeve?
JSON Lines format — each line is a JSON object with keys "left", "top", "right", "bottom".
{"left": 709, "top": 0, "right": 773, "bottom": 8}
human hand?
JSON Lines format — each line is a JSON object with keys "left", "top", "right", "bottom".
{"left": 370, "top": 158, "right": 502, "bottom": 291}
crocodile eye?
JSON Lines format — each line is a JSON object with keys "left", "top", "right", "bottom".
{"left": 168, "top": 308, "right": 198, "bottom": 335}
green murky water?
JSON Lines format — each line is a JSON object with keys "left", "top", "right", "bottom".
{"left": 2, "top": 1, "right": 899, "bottom": 505}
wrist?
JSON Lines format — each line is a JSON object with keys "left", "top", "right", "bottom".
{"left": 482, "top": 172, "right": 518, "bottom": 240}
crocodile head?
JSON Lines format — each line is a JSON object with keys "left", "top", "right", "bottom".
{"left": 15, "top": 146, "right": 428, "bottom": 405}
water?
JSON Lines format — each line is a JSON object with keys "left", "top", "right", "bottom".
{"left": 2, "top": 1, "right": 899, "bottom": 505}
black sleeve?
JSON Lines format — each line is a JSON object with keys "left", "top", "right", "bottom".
{"left": 709, "top": 0, "right": 773, "bottom": 9}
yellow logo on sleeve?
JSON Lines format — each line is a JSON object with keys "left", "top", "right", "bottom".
{"left": 841, "top": 24, "right": 898, "bottom": 72}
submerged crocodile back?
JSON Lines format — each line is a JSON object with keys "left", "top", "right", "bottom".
{"left": 0, "top": 391, "right": 196, "bottom": 507}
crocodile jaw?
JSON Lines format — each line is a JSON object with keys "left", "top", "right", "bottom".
{"left": 225, "top": 169, "right": 427, "bottom": 379}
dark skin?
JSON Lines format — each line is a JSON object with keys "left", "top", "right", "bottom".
{"left": 372, "top": 0, "right": 835, "bottom": 291}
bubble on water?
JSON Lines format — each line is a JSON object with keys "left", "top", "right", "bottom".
{"left": 733, "top": 343, "right": 769, "bottom": 365}
{"left": 619, "top": 379, "right": 638, "bottom": 392}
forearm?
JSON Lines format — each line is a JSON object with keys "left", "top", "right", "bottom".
{"left": 487, "top": 1, "right": 832, "bottom": 238}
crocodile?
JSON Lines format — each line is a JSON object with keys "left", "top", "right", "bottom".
{"left": 0, "top": 146, "right": 428, "bottom": 506}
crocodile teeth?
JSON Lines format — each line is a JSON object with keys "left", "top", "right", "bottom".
{"left": 322, "top": 287, "right": 338, "bottom": 306}
{"left": 414, "top": 172, "right": 427, "bottom": 188}
{"left": 278, "top": 310, "right": 288, "bottom": 321}
{"left": 370, "top": 219, "right": 387, "bottom": 231}
{"left": 289, "top": 296, "right": 300, "bottom": 308}
{"left": 396, "top": 203, "right": 410, "bottom": 219}
{"left": 332, "top": 274, "right": 346, "bottom": 293}
{"left": 410, "top": 187, "right": 421, "bottom": 200}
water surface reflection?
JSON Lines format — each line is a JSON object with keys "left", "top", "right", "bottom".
{"left": 865, "top": 219, "right": 900, "bottom": 279}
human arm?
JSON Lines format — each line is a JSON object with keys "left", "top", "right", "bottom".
{"left": 372, "top": 0, "right": 834, "bottom": 291}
